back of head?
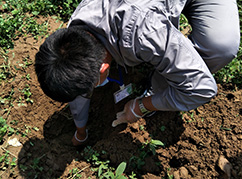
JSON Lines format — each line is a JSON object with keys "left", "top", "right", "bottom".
{"left": 35, "top": 26, "right": 105, "bottom": 102}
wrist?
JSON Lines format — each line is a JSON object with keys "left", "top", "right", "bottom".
{"left": 132, "top": 98, "right": 150, "bottom": 117}
{"left": 75, "top": 129, "right": 88, "bottom": 143}
{"left": 130, "top": 99, "right": 141, "bottom": 118}
{"left": 76, "top": 126, "right": 87, "bottom": 140}
{"left": 138, "top": 98, "right": 151, "bottom": 116}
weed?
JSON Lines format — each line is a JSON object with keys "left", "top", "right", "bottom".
{"left": 129, "top": 151, "right": 146, "bottom": 170}
{"left": 0, "top": 0, "right": 80, "bottom": 51}
{"left": 19, "top": 164, "right": 28, "bottom": 172}
{"left": 0, "top": 116, "right": 14, "bottom": 142}
{"left": 201, "top": 117, "right": 204, "bottom": 122}
{"left": 145, "top": 139, "right": 165, "bottom": 155}
{"left": 166, "top": 168, "right": 174, "bottom": 179}
{"left": 69, "top": 168, "right": 82, "bottom": 178}
{"left": 0, "top": 150, "right": 17, "bottom": 171}
{"left": 32, "top": 127, "right": 39, "bottom": 132}
{"left": 25, "top": 74, "right": 31, "bottom": 80}
{"left": 130, "top": 139, "right": 164, "bottom": 170}
{"left": 128, "top": 171, "right": 137, "bottom": 179}
{"left": 17, "top": 97, "right": 25, "bottom": 107}
{"left": 0, "top": 151, "right": 10, "bottom": 170}
{"left": 81, "top": 146, "right": 130, "bottom": 178}
{"left": 99, "top": 162, "right": 127, "bottom": 179}
{"left": 160, "top": 126, "right": 166, "bottom": 132}
{"left": 0, "top": 50, "right": 15, "bottom": 83}
{"left": 179, "top": 14, "right": 191, "bottom": 31}
{"left": 139, "top": 125, "right": 144, "bottom": 131}
{"left": 30, "top": 156, "right": 44, "bottom": 172}
{"left": 220, "top": 126, "right": 232, "bottom": 131}
{"left": 81, "top": 146, "right": 100, "bottom": 163}
{"left": 186, "top": 112, "right": 195, "bottom": 123}
{"left": 21, "top": 85, "right": 33, "bottom": 104}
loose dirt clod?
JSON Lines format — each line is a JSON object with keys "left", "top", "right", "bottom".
{"left": 218, "top": 155, "right": 232, "bottom": 179}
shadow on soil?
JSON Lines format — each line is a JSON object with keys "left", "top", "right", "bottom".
{"left": 16, "top": 68, "right": 186, "bottom": 178}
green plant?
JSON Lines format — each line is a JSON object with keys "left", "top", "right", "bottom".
{"left": 130, "top": 139, "right": 164, "bottom": 171}
{"left": 0, "top": 151, "right": 10, "bottom": 170}
{"left": 144, "top": 139, "right": 165, "bottom": 155}
{"left": 68, "top": 168, "right": 82, "bottom": 179}
{"left": 19, "top": 164, "right": 28, "bottom": 172}
{"left": 186, "top": 111, "right": 195, "bottom": 123}
{"left": 30, "top": 155, "right": 45, "bottom": 172}
{"left": 0, "top": 117, "right": 14, "bottom": 142}
{"left": 99, "top": 162, "right": 127, "bottom": 179}
{"left": 139, "top": 125, "right": 144, "bottom": 131}
{"left": 0, "top": 150, "right": 17, "bottom": 171}
{"left": 179, "top": 14, "right": 191, "bottom": 31}
{"left": 129, "top": 151, "right": 146, "bottom": 170}
{"left": 160, "top": 126, "right": 166, "bottom": 132}
{"left": 81, "top": 146, "right": 129, "bottom": 178}
{"left": 0, "top": 50, "right": 15, "bottom": 83}
{"left": 128, "top": 171, "right": 137, "bottom": 179}
{"left": 215, "top": 57, "right": 242, "bottom": 86}
{"left": 81, "top": 146, "right": 100, "bottom": 163}
{"left": 220, "top": 125, "right": 232, "bottom": 131}
{"left": 0, "top": 0, "right": 80, "bottom": 50}
{"left": 21, "top": 84, "right": 33, "bottom": 104}
{"left": 166, "top": 168, "right": 174, "bottom": 179}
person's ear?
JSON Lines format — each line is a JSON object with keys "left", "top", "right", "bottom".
{"left": 100, "top": 63, "right": 110, "bottom": 74}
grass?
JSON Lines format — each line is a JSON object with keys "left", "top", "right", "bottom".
{"left": 0, "top": 0, "right": 241, "bottom": 178}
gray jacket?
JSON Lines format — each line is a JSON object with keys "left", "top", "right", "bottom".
{"left": 68, "top": 0, "right": 217, "bottom": 127}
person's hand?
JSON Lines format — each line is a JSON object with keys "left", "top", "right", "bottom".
{"left": 112, "top": 99, "right": 141, "bottom": 127}
{"left": 72, "top": 126, "right": 88, "bottom": 146}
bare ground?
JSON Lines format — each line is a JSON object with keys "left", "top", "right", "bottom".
{"left": 0, "top": 16, "right": 242, "bottom": 179}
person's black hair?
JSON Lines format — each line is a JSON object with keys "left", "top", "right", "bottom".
{"left": 35, "top": 26, "right": 106, "bottom": 102}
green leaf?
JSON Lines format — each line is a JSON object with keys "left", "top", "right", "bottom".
{"left": 150, "top": 139, "right": 164, "bottom": 146}
{"left": 11, "top": 10, "right": 19, "bottom": 15}
{"left": 115, "top": 162, "right": 126, "bottom": 177}
{"left": 32, "top": 11, "right": 39, "bottom": 16}
{"left": 98, "top": 164, "right": 105, "bottom": 177}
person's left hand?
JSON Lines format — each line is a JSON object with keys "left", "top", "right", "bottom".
{"left": 72, "top": 127, "right": 88, "bottom": 146}
{"left": 112, "top": 99, "right": 141, "bottom": 127}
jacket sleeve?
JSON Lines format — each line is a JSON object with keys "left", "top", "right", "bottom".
{"left": 69, "top": 96, "right": 90, "bottom": 128}
{"left": 135, "top": 11, "right": 217, "bottom": 111}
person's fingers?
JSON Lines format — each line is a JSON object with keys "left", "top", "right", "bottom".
{"left": 116, "top": 111, "right": 125, "bottom": 118}
{"left": 112, "top": 99, "right": 140, "bottom": 127}
{"left": 112, "top": 112, "right": 128, "bottom": 127}
{"left": 112, "top": 118, "right": 128, "bottom": 127}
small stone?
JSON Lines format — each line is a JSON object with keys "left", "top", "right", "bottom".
{"left": 8, "top": 138, "right": 22, "bottom": 147}
{"left": 218, "top": 155, "right": 232, "bottom": 178}
{"left": 173, "top": 170, "right": 180, "bottom": 179}
{"left": 179, "top": 167, "right": 189, "bottom": 178}
{"left": 187, "top": 165, "right": 198, "bottom": 176}
{"left": 231, "top": 136, "right": 237, "bottom": 141}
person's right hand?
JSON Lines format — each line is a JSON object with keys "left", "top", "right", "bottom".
{"left": 112, "top": 99, "right": 141, "bottom": 127}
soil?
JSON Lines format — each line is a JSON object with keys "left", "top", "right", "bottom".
{"left": 0, "top": 16, "right": 241, "bottom": 179}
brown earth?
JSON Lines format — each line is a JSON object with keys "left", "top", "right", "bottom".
{"left": 0, "top": 16, "right": 242, "bottom": 179}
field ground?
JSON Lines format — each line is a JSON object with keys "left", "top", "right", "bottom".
{"left": 0, "top": 14, "right": 242, "bottom": 179}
